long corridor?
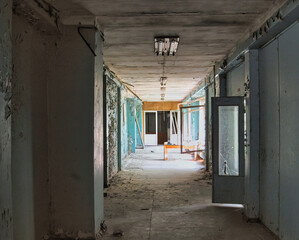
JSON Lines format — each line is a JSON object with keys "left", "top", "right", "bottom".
{"left": 103, "top": 147, "right": 277, "bottom": 240}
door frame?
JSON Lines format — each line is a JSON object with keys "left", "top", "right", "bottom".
{"left": 144, "top": 110, "right": 158, "bottom": 145}
{"left": 180, "top": 105, "right": 205, "bottom": 154}
{"left": 170, "top": 110, "right": 178, "bottom": 145}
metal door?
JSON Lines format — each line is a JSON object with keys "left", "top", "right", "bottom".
{"left": 212, "top": 97, "right": 244, "bottom": 203}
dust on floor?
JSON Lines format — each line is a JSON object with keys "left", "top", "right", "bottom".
{"left": 102, "top": 146, "right": 276, "bottom": 240}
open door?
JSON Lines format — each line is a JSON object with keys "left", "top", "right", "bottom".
{"left": 170, "top": 111, "right": 178, "bottom": 145}
{"left": 212, "top": 97, "right": 244, "bottom": 204}
{"left": 144, "top": 111, "right": 158, "bottom": 145}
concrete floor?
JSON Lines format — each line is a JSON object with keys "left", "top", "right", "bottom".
{"left": 103, "top": 146, "right": 277, "bottom": 240}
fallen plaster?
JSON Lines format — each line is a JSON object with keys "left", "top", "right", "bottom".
{"left": 49, "top": 228, "right": 94, "bottom": 240}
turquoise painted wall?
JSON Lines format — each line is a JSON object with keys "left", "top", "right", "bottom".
{"left": 136, "top": 101, "right": 143, "bottom": 146}
{"left": 119, "top": 94, "right": 142, "bottom": 163}
{"left": 123, "top": 97, "right": 142, "bottom": 155}
{"left": 120, "top": 95, "right": 128, "bottom": 160}
{"left": 126, "top": 98, "right": 136, "bottom": 153}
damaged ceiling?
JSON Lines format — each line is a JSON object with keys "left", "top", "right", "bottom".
{"left": 51, "top": 0, "right": 287, "bottom": 101}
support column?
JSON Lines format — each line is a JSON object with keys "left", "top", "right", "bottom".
{"left": 103, "top": 72, "right": 108, "bottom": 187}
{"left": 244, "top": 50, "right": 260, "bottom": 220}
{"left": 117, "top": 87, "right": 122, "bottom": 171}
{"left": 47, "top": 25, "right": 104, "bottom": 238}
{"left": 94, "top": 28, "right": 104, "bottom": 234}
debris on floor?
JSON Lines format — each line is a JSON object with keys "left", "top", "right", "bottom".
{"left": 113, "top": 230, "right": 124, "bottom": 237}
{"left": 101, "top": 146, "right": 276, "bottom": 240}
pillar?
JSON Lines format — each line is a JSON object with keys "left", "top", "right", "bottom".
{"left": 244, "top": 50, "right": 260, "bottom": 220}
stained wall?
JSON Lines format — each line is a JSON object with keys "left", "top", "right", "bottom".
{"left": 0, "top": 0, "right": 13, "bottom": 239}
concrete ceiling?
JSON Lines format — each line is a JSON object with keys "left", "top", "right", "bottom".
{"left": 52, "top": 0, "right": 287, "bottom": 101}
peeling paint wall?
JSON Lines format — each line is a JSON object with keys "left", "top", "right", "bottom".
{"left": 106, "top": 77, "right": 119, "bottom": 179}
{"left": 8, "top": 2, "right": 104, "bottom": 238}
{"left": 120, "top": 91, "right": 129, "bottom": 160}
{"left": 118, "top": 88, "right": 142, "bottom": 166}
{"left": 126, "top": 99, "right": 135, "bottom": 154}
{"left": 0, "top": 0, "right": 13, "bottom": 239}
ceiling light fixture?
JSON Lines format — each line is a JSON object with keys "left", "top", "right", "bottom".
{"left": 154, "top": 37, "right": 180, "bottom": 56}
{"left": 160, "top": 77, "right": 167, "bottom": 87}
{"left": 161, "top": 86, "right": 166, "bottom": 92}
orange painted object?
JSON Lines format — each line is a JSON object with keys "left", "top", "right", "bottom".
{"left": 164, "top": 142, "right": 196, "bottom": 160}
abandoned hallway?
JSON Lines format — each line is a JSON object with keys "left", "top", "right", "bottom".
{"left": 103, "top": 147, "right": 276, "bottom": 240}
{"left": 1, "top": 0, "right": 299, "bottom": 239}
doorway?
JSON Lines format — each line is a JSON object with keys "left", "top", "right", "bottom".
{"left": 158, "top": 111, "right": 170, "bottom": 144}
{"left": 144, "top": 111, "right": 171, "bottom": 145}
{"left": 144, "top": 111, "right": 158, "bottom": 145}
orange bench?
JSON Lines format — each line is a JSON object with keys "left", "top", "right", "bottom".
{"left": 164, "top": 142, "right": 197, "bottom": 160}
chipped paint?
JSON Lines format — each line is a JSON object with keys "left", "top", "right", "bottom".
{"left": 106, "top": 77, "right": 119, "bottom": 179}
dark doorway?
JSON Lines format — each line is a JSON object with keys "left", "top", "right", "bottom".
{"left": 158, "top": 111, "right": 170, "bottom": 144}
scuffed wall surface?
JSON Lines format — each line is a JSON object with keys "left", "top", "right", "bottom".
{"left": 259, "top": 23, "right": 299, "bottom": 239}
{"left": 47, "top": 25, "right": 95, "bottom": 238}
{"left": 94, "top": 29, "right": 104, "bottom": 234}
{"left": 276, "top": 23, "right": 299, "bottom": 240}
{"left": 10, "top": 12, "right": 104, "bottom": 238}
{"left": 226, "top": 63, "right": 245, "bottom": 96}
{"left": 11, "top": 14, "right": 52, "bottom": 240}
{"left": 106, "top": 78, "right": 118, "bottom": 179}
{"left": 259, "top": 39, "right": 280, "bottom": 235}
{"left": 0, "top": 0, "right": 13, "bottom": 239}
